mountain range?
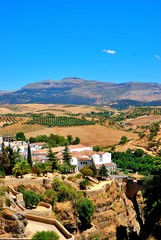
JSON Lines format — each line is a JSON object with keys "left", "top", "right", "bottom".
{"left": 1, "top": 77, "right": 161, "bottom": 109}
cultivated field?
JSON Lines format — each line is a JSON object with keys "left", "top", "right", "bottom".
{"left": 2, "top": 104, "right": 159, "bottom": 147}
{"left": 124, "top": 115, "right": 161, "bottom": 126}
{"left": 0, "top": 104, "right": 112, "bottom": 115}
{"left": 25, "top": 125, "right": 137, "bottom": 147}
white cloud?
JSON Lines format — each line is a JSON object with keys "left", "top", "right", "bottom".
{"left": 102, "top": 49, "right": 116, "bottom": 54}
{"left": 154, "top": 54, "right": 161, "bottom": 60}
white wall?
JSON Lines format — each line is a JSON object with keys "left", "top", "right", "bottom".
{"left": 92, "top": 152, "right": 111, "bottom": 165}
{"left": 70, "top": 157, "right": 78, "bottom": 171}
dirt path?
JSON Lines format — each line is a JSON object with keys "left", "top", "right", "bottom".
{"left": 88, "top": 180, "right": 111, "bottom": 191}
{"left": 25, "top": 220, "right": 67, "bottom": 240}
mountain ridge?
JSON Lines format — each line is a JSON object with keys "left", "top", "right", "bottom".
{"left": 0, "top": 77, "right": 161, "bottom": 108}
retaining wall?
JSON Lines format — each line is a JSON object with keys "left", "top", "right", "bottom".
{"left": 25, "top": 214, "right": 74, "bottom": 240}
{"left": 85, "top": 181, "right": 113, "bottom": 199}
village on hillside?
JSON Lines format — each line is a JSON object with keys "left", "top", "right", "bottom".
{"left": 0, "top": 135, "right": 116, "bottom": 176}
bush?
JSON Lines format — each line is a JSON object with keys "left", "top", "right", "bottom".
{"left": 19, "top": 189, "right": 40, "bottom": 208}
{"left": 42, "top": 189, "right": 58, "bottom": 206}
{"left": 52, "top": 177, "right": 72, "bottom": 202}
{"left": 134, "top": 149, "right": 144, "bottom": 157}
{"left": 75, "top": 173, "right": 82, "bottom": 179}
{"left": 79, "top": 178, "right": 90, "bottom": 190}
{"left": 76, "top": 198, "right": 95, "bottom": 228}
{"left": 32, "top": 231, "right": 59, "bottom": 240}
{"left": 138, "top": 132, "right": 146, "bottom": 138}
{"left": 119, "top": 136, "right": 128, "bottom": 145}
{"left": 16, "top": 132, "right": 26, "bottom": 141}
{"left": 80, "top": 165, "right": 93, "bottom": 177}
{"left": 52, "top": 177, "right": 84, "bottom": 207}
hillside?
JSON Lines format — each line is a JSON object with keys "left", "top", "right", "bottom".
{"left": 1, "top": 78, "right": 161, "bottom": 108}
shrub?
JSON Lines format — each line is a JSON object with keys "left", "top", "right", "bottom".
{"left": 42, "top": 189, "right": 58, "bottom": 206}
{"left": 80, "top": 165, "right": 93, "bottom": 177}
{"left": 134, "top": 149, "right": 144, "bottom": 157}
{"left": 138, "top": 132, "right": 146, "bottom": 138}
{"left": 52, "top": 177, "right": 71, "bottom": 202}
{"left": 52, "top": 177, "right": 84, "bottom": 207}
{"left": 79, "top": 178, "right": 90, "bottom": 190}
{"left": 99, "top": 164, "right": 108, "bottom": 179}
{"left": 16, "top": 132, "right": 26, "bottom": 141}
{"left": 32, "top": 231, "right": 59, "bottom": 240}
{"left": 75, "top": 173, "right": 82, "bottom": 179}
{"left": 76, "top": 198, "right": 95, "bottom": 228}
{"left": 20, "top": 189, "right": 40, "bottom": 208}
{"left": 119, "top": 136, "right": 128, "bottom": 145}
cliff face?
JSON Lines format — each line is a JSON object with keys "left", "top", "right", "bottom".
{"left": 0, "top": 209, "right": 28, "bottom": 238}
{"left": 75, "top": 180, "right": 144, "bottom": 240}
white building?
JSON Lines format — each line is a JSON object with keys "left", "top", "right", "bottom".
{"left": 70, "top": 150, "right": 115, "bottom": 173}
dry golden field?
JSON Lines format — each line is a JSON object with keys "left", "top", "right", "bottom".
{"left": 25, "top": 124, "right": 137, "bottom": 147}
{"left": 124, "top": 115, "right": 161, "bottom": 127}
{"left": 0, "top": 104, "right": 137, "bottom": 147}
{"left": 0, "top": 104, "right": 112, "bottom": 115}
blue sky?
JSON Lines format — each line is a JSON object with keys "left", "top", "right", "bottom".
{"left": 0, "top": 0, "right": 160, "bottom": 90}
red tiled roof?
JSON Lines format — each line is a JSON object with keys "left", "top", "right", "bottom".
{"left": 51, "top": 144, "right": 89, "bottom": 153}
{"left": 71, "top": 150, "right": 94, "bottom": 158}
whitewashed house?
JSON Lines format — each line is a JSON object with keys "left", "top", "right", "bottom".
{"left": 70, "top": 150, "right": 116, "bottom": 173}
{"left": 92, "top": 152, "right": 111, "bottom": 164}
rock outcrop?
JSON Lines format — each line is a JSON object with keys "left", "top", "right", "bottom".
{"left": 75, "top": 180, "right": 144, "bottom": 240}
{"left": 54, "top": 201, "right": 79, "bottom": 233}
{"left": 0, "top": 209, "right": 28, "bottom": 238}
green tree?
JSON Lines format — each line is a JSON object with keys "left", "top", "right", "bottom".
{"left": 32, "top": 231, "right": 59, "bottom": 240}
{"left": 89, "top": 158, "right": 97, "bottom": 177}
{"left": 6, "top": 147, "right": 22, "bottom": 175}
{"left": 16, "top": 132, "right": 26, "bottom": 141}
{"left": 77, "top": 198, "right": 95, "bottom": 228}
{"left": 42, "top": 189, "right": 58, "bottom": 206}
{"left": 119, "top": 136, "right": 128, "bottom": 145}
{"left": 142, "top": 166, "right": 161, "bottom": 239}
{"left": 93, "top": 146, "right": 100, "bottom": 152}
{"left": 21, "top": 189, "right": 40, "bottom": 208}
{"left": 0, "top": 142, "right": 10, "bottom": 175}
{"left": 27, "top": 143, "right": 32, "bottom": 167}
{"left": 39, "top": 162, "right": 52, "bottom": 176}
{"left": 6, "top": 145, "right": 14, "bottom": 175}
{"left": 99, "top": 164, "right": 108, "bottom": 179}
{"left": 134, "top": 149, "right": 144, "bottom": 157}
{"left": 73, "top": 136, "right": 80, "bottom": 145}
{"left": 0, "top": 179, "right": 6, "bottom": 209}
{"left": 59, "top": 162, "right": 72, "bottom": 174}
{"left": 62, "top": 144, "right": 71, "bottom": 165}
{"left": 67, "top": 135, "right": 73, "bottom": 144}
{"left": 12, "top": 159, "right": 30, "bottom": 178}
{"left": 47, "top": 147, "right": 58, "bottom": 171}
{"left": 79, "top": 178, "right": 90, "bottom": 190}
{"left": 80, "top": 165, "right": 93, "bottom": 177}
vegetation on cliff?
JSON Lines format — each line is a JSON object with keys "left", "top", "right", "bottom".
{"left": 142, "top": 166, "right": 161, "bottom": 239}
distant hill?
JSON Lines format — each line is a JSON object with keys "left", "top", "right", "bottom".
{"left": 1, "top": 77, "right": 161, "bottom": 109}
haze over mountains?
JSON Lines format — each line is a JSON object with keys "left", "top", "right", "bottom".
{"left": 1, "top": 77, "right": 161, "bottom": 109}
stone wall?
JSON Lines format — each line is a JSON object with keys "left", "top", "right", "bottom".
{"left": 85, "top": 181, "right": 113, "bottom": 200}
{"left": 25, "top": 214, "right": 74, "bottom": 240}
{"left": 25, "top": 202, "right": 52, "bottom": 218}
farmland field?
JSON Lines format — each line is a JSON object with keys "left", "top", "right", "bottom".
{"left": 1, "top": 104, "right": 160, "bottom": 147}
{"left": 124, "top": 115, "right": 161, "bottom": 126}
{"left": 25, "top": 125, "right": 137, "bottom": 147}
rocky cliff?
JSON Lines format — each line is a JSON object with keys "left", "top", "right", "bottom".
{"left": 0, "top": 209, "right": 28, "bottom": 238}
{"left": 55, "top": 179, "right": 144, "bottom": 240}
